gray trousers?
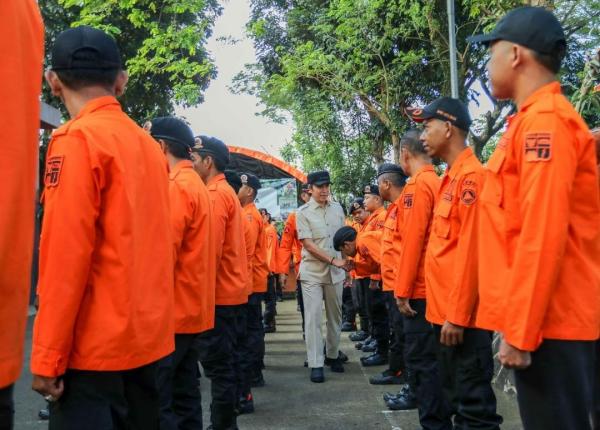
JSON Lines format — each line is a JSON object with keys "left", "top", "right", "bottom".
{"left": 301, "top": 280, "right": 343, "bottom": 368}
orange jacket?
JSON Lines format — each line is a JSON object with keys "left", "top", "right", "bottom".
{"left": 363, "top": 207, "right": 386, "bottom": 284}
{"left": 242, "top": 203, "right": 269, "bottom": 294}
{"left": 349, "top": 219, "right": 367, "bottom": 279}
{"left": 207, "top": 174, "right": 249, "bottom": 306}
{"left": 478, "top": 82, "right": 600, "bottom": 350}
{"left": 277, "top": 212, "right": 302, "bottom": 275}
{"left": 354, "top": 230, "right": 383, "bottom": 277}
{"left": 265, "top": 223, "right": 280, "bottom": 273}
{"left": 425, "top": 147, "right": 484, "bottom": 327}
{"left": 169, "top": 160, "right": 215, "bottom": 334}
{"left": 0, "top": 0, "right": 44, "bottom": 387}
{"left": 381, "top": 198, "right": 403, "bottom": 291}
{"left": 32, "top": 97, "right": 174, "bottom": 377}
{"left": 394, "top": 165, "right": 439, "bottom": 300}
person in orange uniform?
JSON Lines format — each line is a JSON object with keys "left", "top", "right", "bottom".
{"left": 335, "top": 227, "right": 381, "bottom": 278}
{"left": 347, "top": 199, "right": 372, "bottom": 343}
{"left": 469, "top": 7, "right": 600, "bottom": 430}
{"left": 262, "top": 210, "right": 280, "bottom": 333}
{"left": 374, "top": 164, "right": 417, "bottom": 410}
{"left": 148, "top": 117, "right": 215, "bottom": 430}
{"left": 236, "top": 173, "right": 269, "bottom": 414}
{"left": 31, "top": 27, "right": 174, "bottom": 429}
{"left": 191, "top": 137, "right": 248, "bottom": 430}
{"left": 0, "top": 1, "right": 43, "bottom": 428}
{"left": 394, "top": 130, "right": 451, "bottom": 428}
{"left": 407, "top": 98, "right": 502, "bottom": 429}
{"left": 277, "top": 184, "right": 311, "bottom": 337}
{"left": 341, "top": 199, "right": 366, "bottom": 334}
{"left": 360, "top": 185, "right": 396, "bottom": 371}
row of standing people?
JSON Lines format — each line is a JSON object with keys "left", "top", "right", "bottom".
{"left": 0, "top": 7, "right": 285, "bottom": 430}
{"left": 328, "top": 7, "right": 599, "bottom": 430}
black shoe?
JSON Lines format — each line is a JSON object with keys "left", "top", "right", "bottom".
{"left": 38, "top": 408, "right": 50, "bottom": 420}
{"left": 237, "top": 394, "right": 255, "bottom": 414}
{"left": 361, "top": 353, "right": 388, "bottom": 367}
{"left": 349, "top": 330, "right": 368, "bottom": 342}
{"left": 361, "top": 341, "right": 378, "bottom": 353}
{"left": 338, "top": 350, "right": 348, "bottom": 363}
{"left": 326, "top": 358, "right": 345, "bottom": 373}
{"left": 303, "top": 360, "right": 308, "bottom": 367}
{"left": 369, "top": 369, "right": 406, "bottom": 385}
{"left": 251, "top": 371, "right": 265, "bottom": 387}
{"left": 341, "top": 321, "right": 356, "bottom": 332}
{"left": 383, "top": 384, "right": 411, "bottom": 401}
{"left": 310, "top": 367, "right": 325, "bottom": 383}
{"left": 263, "top": 325, "right": 276, "bottom": 333}
{"left": 385, "top": 390, "right": 417, "bottom": 411}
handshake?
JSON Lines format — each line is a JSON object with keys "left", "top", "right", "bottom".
{"left": 331, "top": 258, "right": 354, "bottom": 272}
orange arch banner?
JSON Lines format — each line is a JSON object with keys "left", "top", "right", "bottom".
{"left": 228, "top": 146, "right": 307, "bottom": 183}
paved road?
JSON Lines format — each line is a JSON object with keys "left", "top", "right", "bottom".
{"left": 13, "top": 300, "right": 523, "bottom": 429}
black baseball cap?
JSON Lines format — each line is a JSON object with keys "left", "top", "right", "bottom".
{"left": 468, "top": 7, "right": 566, "bottom": 55}
{"left": 149, "top": 117, "right": 195, "bottom": 151}
{"left": 51, "top": 26, "right": 122, "bottom": 71}
{"left": 307, "top": 170, "right": 331, "bottom": 186}
{"left": 333, "top": 226, "right": 357, "bottom": 252}
{"left": 376, "top": 163, "right": 406, "bottom": 179}
{"left": 349, "top": 198, "right": 365, "bottom": 214}
{"left": 193, "top": 135, "right": 230, "bottom": 167}
{"left": 240, "top": 173, "right": 262, "bottom": 192}
{"left": 406, "top": 97, "right": 472, "bottom": 132}
{"left": 363, "top": 184, "right": 379, "bottom": 196}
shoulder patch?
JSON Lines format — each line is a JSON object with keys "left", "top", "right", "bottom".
{"left": 524, "top": 132, "right": 552, "bottom": 162}
{"left": 44, "top": 155, "right": 64, "bottom": 188}
{"left": 403, "top": 193, "right": 414, "bottom": 209}
{"left": 460, "top": 188, "right": 477, "bottom": 206}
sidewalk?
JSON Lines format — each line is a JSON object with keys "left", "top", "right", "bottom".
{"left": 13, "top": 300, "right": 523, "bottom": 429}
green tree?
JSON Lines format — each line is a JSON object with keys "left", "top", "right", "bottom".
{"left": 236, "top": 0, "right": 600, "bottom": 195}
{"left": 41, "top": 0, "right": 222, "bottom": 122}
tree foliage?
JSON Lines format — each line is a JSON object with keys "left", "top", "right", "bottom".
{"left": 40, "top": 0, "right": 222, "bottom": 122}
{"left": 236, "top": 0, "right": 600, "bottom": 195}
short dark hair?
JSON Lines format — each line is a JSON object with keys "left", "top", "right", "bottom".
{"left": 163, "top": 139, "right": 191, "bottom": 160}
{"left": 400, "top": 129, "right": 427, "bottom": 155}
{"left": 379, "top": 171, "right": 406, "bottom": 187}
{"left": 531, "top": 43, "right": 566, "bottom": 74}
{"left": 198, "top": 153, "right": 227, "bottom": 172}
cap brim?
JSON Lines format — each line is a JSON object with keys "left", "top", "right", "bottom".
{"left": 311, "top": 180, "right": 330, "bottom": 186}
{"left": 467, "top": 33, "right": 498, "bottom": 45}
{"left": 405, "top": 107, "right": 434, "bottom": 123}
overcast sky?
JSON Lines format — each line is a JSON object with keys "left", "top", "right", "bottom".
{"left": 177, "top": 0, "right": 294, "bottom": 158}
{"left": 177, "top": 1, "right": 494, "bottom": 161}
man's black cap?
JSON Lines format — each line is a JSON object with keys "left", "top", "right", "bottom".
{"left": 349, "top": 197, "right": 365, "bottom": 214}
{"left": 467, "top": 7, "right": 566, "bottom": 55}
{"left": 193, "top": 136, "right": 230, "bottom": 166}
{"left": 307, "top": 170, "right": 331, "bottom": 186}
{"left": 149, "top": 117, "right": 195, "bottom": 151}
{"left": 406, "top": 97, "right": 472, "bottom": 132}
{"left": 224, "top": 170, "right": 242, "bottom": 191}
{"left": 333, "top": 226, "right": 357, "bottom": 252}
{"left": 363, "top": 184, "right": 379, "bottom": 196}
{"left": 376, "top": 163, "right": 406, "bottom": 178}
{"left": 240, "top": 172, "right": 262, "bottom": 192}
{"left": 51, "top": 26, "right": 122, "bottom": 71}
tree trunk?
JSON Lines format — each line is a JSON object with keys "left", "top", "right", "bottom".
{"left": 391, "top": 130, "right": 400, "bottom": 164}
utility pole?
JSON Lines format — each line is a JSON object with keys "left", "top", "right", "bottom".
{"left": 447, "top": 0, "right": 459, "bottom": 98}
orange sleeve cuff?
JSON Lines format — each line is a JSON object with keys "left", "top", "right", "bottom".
{"left": 30, "top": 343, "right": 68, "bottom": 377}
